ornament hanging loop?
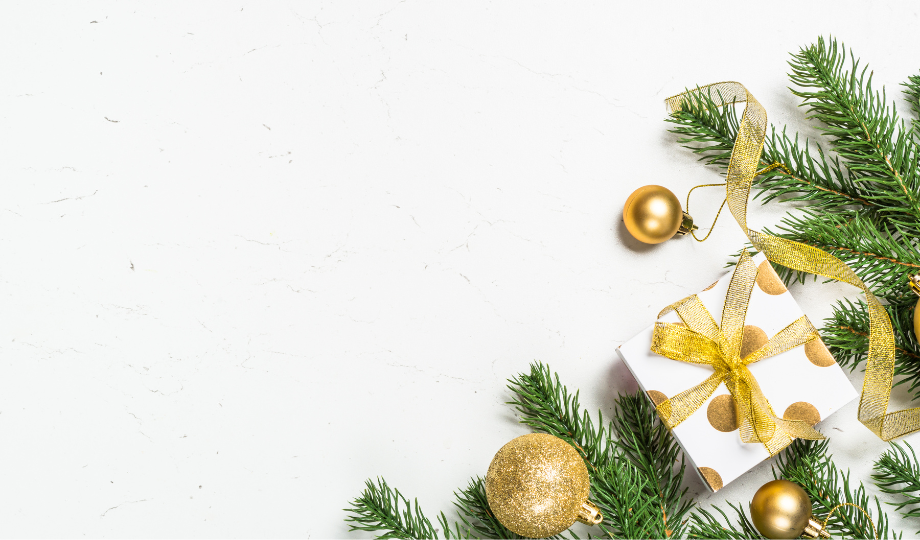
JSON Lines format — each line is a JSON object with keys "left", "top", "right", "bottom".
{"left": 683, "top": 183, "right": 725, "bottom": 242}
{"left": 683, "top": 162, "right": 790, "bottom": 243}
{"left": 576, "top": 500, "right": 603, "bottom": 526}
{"left": 821, "top": 502, "right": 878, "bottom": 540}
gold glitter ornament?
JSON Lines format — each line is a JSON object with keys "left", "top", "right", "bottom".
{"left": 484, "top": 433, "right": 603, "bottom": 538}
{"left": 623, "top": 185, "right": 697, "bottom": 244}
{"left": 750, "top": 479, "right": 829, "bottom": 539}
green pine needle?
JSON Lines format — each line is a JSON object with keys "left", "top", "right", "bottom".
{"left": 777, "top": 440, "right": 899, "bottom": 539}
{"left": 450, "top": 477, "right": 526, "bottom": 539}
{"left": 344, "top": 477, "right": 453, "bottom": 539}
{"left": 688, "top": 440, "right": 900, "bottom": 539}
{"left": 687, "top": 503, "right": 763, "bottom": 539}
{"left": 668, "top": 36, "right": 920, "bottom": 399}
{"left": 507, "top": 363, "right": 693, "bottom": 538}
{"left": 873, "top": 442, "right": 920, "bottom": 533}
{"left": 905, "top": 73, "right": 920, "bottom": 137}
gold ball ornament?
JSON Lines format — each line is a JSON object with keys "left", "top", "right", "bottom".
{"left": 751, "top": 479, "right": 829, "bottom": 539}
{"left": 910, "top": 274, "right": 920, "bottom": 343}
{"left": 623, "top": 185, "right": 696, "bottom": 244}
{"left": 484, "top": 433, "right": 603, "bottom": 538}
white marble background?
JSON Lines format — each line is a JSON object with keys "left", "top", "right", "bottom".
{"left": 2, "top": 1, "right": 919, "bottom": 537}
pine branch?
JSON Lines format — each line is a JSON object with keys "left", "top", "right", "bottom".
{"left": 766, "top": 209, "right": 920, "bottom": 301}
{"left": 611, "top": 392, "right": 692, "bottom": 538}
{"left": 666, "top": 85, "right": 873, "bottom": 211}
{"left": 789, "top": 36, "right": 920, "bottom": 229}
{"left": 507, "top": 363, "right": 617, "bottom": 473}
{"left": 777, "top": 439, "right": 899, "bottom": 539}
{"left": 687, "top": 504, "right": 763, "bottom": 539}
{"left": 684, "top": 440, "right": 829, "bottom": 539}
{"left": 344, "top": 478, "right": 450, "bottom": 539}
{"left": 873, "top": 442, "right": 920, "bottom": 533}
{"left": 906, "top": 73, "right": 920, "bottom": 137}
{"left": 507, "top": 364, "right": 692, "bottom": 538}
{"left": 452, "top": 477, "right": 523, "bottom": 539}
{"left": 590, "top": 456, "right": 662, "bottom": 539}
{"left": 822, "top": 297, "right": 920, "bottom": 400}
{"left": 686, "top": 439, "right": 901, "bottom": 539}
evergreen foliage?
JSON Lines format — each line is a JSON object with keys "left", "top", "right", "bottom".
{"left": 873, "top": 442, "right": 920, "bottom": 533}
{"left": 344, "top": 363, "right": 695, "bottom": 539}
{"left": 345, "top": 36, "right": 919, "bottom": 539}
{"left": 667, "top": 36, "right": 920, "bottom": 400}
{"left": 344, "top": 363, "right": 905, "bottom": 539}
{"left": 344, "top": 477, "right": 462, "bottom": 539}
{"left": 687, "top": 440, "right": 898, "bottom": 539}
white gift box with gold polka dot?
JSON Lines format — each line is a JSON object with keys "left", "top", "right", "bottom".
{"left": 616, "top": 252, "right": 858, "bottom": 492}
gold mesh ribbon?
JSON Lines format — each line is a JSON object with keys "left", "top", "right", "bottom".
{"left": 651, "top": 251, "right": 825, "bottom": 455}
{"left": 665, "top": 82, "right": 920, "bottom": 441}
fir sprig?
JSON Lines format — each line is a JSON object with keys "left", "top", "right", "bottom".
{"left": 822, "top": 298, "right": 920, "bottom": 397}
{"left": 451, "top": 478, "right": 522, "bottom": 539}
{"left": 873, "top": 442, "right": 920, "bottom": 532}
{"left": 872, "top": 442, "right": 920, "bottom": 534}
{"left": 507, "top": 363, "right": 617, "bottom": 472}
{"left": 687, "top": 504, "right": 763, "bottom": 539}
{"left": 344, "top": 363, "right": 693, "bottom": 539}
{"left": 344, "top": 478, "right": 464, "bottom": 539}
{"left": 688, "top": 440, "right": 900, "bottom": 539}
{"left": 668, "top": 36, "right": 920, "bottom": 400}
{"left": 766, "top": 210, "right": 920, "bottom": 301}
{"left": 507, "top": 363, "right": 692, "bottom": 538}
{"left": 788, "top": 37, "right": 920, "bottom": 229}
{"left": 667, "top": 85, "right": 870, "bottom": 211}
{"left": 778, "top": 439, "right": 898, "bottom": 539}
{"left": 610, "top": 392, "right": 691, "bottom": 538}
{"left": 906, "top": 73, "right": 920, "bottom": 137}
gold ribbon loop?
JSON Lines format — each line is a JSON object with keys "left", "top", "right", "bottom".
{"left": 666, "top": 82, "right": 920, "bottom": 441}
{"left": 650, "top": 251, "right": 825, "bottom": 455}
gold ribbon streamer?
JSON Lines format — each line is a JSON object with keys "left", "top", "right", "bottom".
{"left": 651, "top": 251, "right": 825, "bottom": 455}
{"left": 665, "top": 82, "right": 920, "bottom": 441}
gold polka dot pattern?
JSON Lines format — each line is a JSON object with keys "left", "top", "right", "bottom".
{"left": 805, "top": 339, "right": 836, "bottom": 367}
{"left": 740, "top": 325, "right": 769, "bottom": 359}
{"left": 485, "top": 433, "right": 590, "bottom": 538}
{"left": 699, "top": 467, "right": 723, "bottom": 491}
{"left": 783, "top": 402, "right": 821, "bottom": 426}
{"left": 647, "top": 390, "right": 667, "bottom": 406}
{"left": 707, "top": 394, "right": 739, "bottom": 432}
{"left": 756, "top": 260, "right": 787, "bottom": 295}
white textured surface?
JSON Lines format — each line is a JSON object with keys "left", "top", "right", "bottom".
{"left": 2, "top": 2, "right": 919, "bottom": 537}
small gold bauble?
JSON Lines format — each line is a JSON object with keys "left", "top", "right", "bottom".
{"left": 751, "top": 479, "right": 825, "bottom": 539}
{"left": 914, "top": 299, "right": 920, "bottom": 344}
{"left": 623, "top": 185, "right": 686, "bottom": 244}
{"left": 484, "top": 433, "right": 602, "bottom": 538}
{"left": 910, "top": 275, "right": 920, "bottom": 345}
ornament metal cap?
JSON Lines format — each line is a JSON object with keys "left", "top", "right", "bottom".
{"left": 803, "top": 517, "right": 832, "bottom": 539}
{"left": 909, "top": 273, "right": 920, "bottom": 296}
{"left": 576, "top": 500, "right": 603, "bottom": 525}
{"left": 674, "top": 211, "right": 699, "bottom": 237}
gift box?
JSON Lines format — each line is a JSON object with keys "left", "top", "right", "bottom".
{"left": 616, "top": 252, "right": 858, "bottom": 492}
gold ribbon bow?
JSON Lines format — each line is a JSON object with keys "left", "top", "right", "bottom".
{"left": 664, "top": 82, "right": 920, "bottom": 441}
{"left": 652, "top": 251, "right": 825, "bottom": 455}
